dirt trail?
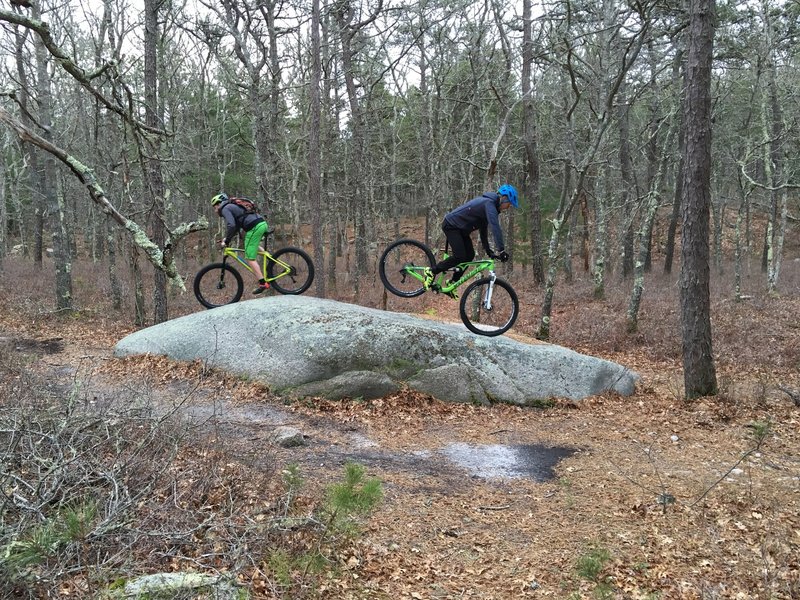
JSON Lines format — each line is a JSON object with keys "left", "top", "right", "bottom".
{"left": 4, "top": 318, "right": 800, "bottom": 598}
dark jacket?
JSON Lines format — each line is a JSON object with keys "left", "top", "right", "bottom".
{"left": 442, "top": 192, "right": 504, "bottom": 252}
{"left": 220, "top": 202, "right": 264, "bottom": 244}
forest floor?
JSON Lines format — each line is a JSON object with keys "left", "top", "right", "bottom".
{"left": 1, "top": 251, "right": 799, "bottom": 599}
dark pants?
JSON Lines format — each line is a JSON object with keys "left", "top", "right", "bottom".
{"left": 433, "top": 224, "right": 474, "bottom": 274}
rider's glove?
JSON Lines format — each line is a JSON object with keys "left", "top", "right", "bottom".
{"left": 498, "top": 250, "right": 510, "bottom": 262}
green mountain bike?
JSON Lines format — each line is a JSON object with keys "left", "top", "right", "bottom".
{"left": 378, "top": 238, "right": 519, "bottom": 337}
{"left": 194, "top": 236, "right": 314, "bottom": 309}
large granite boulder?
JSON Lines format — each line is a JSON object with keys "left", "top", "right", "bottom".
{"left": 114, "top": 296, "right": 638, "bottom": 405}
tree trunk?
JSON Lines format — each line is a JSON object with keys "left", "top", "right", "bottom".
{"left": 664, "top": 49, "right": 685, "bottom": 275}
{"left": 13, "top": 23, "right": 40, "bottom": 262}
{"left": 107, "top": 217, "right": 122, "bottom": 310}
{"left": 522, "top": 0, "right": 544, "bottom": 285}
{"left": 627, "top": 119, "right": 676, "bottom": 332}
{"left": 733, "top": 183, "right": 751, "bottom": 303}
{"left": 308, "top": 0, "right": 324, "bottom": 298}
{"left": 642, "top": 42, "right": 661, "bottom": 274}
{"left": 711, "top": 196, "right": 725, "bottom": 273}
{"left": 618, "top": 81, "right": 636, "bottom": 279}
{"left": 144, "top": 0, "right": 168, "bottom": 323}
{"left": 592, "top": 171, "right": 607, "bottom": 300}
{"left": 0, "top": 145, "right": 5, "bottom": 261}
{"left": 34, "top": 3, "right": 73, "bottom": 310}
{"left": 131, "top": 246, "right": 146, "bottom": 326}
{"left": 764, "top": 53, "right": 785, "bottom": 294}
{"left": 680, "top": 0, "right": 718, "bottom": 399}
{"left": 335, "top": 1, "right": 372, "bottom": 280}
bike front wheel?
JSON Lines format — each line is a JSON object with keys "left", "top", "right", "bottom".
{"left": 379, "top": 239, "right": 435, "bottom": 298}
{"left": 194, "top": 262, "right": 244, "bottom": 308}
{"left": 459, "top": 277, "right": 519, "bottom": 336}
{"left": 267, "top": 247, "right": 315, "bottom": 294}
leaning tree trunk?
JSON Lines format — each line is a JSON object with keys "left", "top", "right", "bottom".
{"left": 627, "top": 117, "right": 677, "bottom": 332}
{"left": 0, "top": 107, "right": 207, "bottom": 289}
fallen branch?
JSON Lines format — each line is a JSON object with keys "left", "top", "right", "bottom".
{"left": 478, "top": 504, "right": 511, "bottom": 511}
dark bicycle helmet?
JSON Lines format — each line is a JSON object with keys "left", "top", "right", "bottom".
{"left": 498, "top": 184, "right": 519, "bottom": 208}
{"left": 211, "top": 192, "right": 229, "bottom": 206}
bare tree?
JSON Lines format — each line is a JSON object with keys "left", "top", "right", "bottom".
{"left": 536, "top": 0, "right": 650, "bottom": 341}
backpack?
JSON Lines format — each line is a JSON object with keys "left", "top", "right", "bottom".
{"left": 229, "top": 196, "right": 258, "bottom": 214}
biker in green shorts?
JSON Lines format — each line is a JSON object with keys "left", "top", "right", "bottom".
{"left": 211, "top": 193, "right": 271, "bottom": 294}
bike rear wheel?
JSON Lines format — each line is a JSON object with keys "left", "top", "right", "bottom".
{"left": 459, "top": 277, "right": 519, "bottom": 336}
{"left": 267, "top": 247, "right": 315, "bottom": 294}
{"left": 194, "top": 262, "right": 244, "bottom": 308}
{"left": 379, "top": 239, "right": 435, "bottom": 298}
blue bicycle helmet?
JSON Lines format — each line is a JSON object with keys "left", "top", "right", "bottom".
{"left": 498, "top": 184, "right": 518, "bottom": 208}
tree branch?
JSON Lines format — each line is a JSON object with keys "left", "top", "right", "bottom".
{"left": 0, "top": 106, "right": 207, "bottom": 291}
{"left": 0, "top": 8, "right": 165, "bottom": 136}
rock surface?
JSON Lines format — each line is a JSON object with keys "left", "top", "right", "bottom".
{"left": 114, "top": 296, "right": 639, "bottom": 405}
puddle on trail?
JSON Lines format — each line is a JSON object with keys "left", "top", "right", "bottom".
{"left": 440, "top": 443, "right": 576, "bottom": 482}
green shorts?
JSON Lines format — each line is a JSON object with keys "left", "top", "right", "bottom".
{"left": 243, "top": 221, "right": 268, "bottom": 260}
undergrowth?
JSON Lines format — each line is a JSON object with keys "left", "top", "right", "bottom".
{"left": 0, "top": 343, "right": 382, "bottom": 599}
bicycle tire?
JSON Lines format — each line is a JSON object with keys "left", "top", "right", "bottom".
{"left": 459, "top": 277, "right": 519, "bottom": 336}
{"left": 267, "top": 247, "right": 315, "bottom": 295}
{"left": 194, "top": 262, "right": 244, "bottom": 308}
{"left": 379, "top": 239, "right": 435, "bottom": 298}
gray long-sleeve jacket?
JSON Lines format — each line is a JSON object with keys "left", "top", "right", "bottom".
{"left": 442, "top": 192, "right": 504, "bottom": 252}
{"left": 220, "top": 202, "right": 264, "bottom": 244}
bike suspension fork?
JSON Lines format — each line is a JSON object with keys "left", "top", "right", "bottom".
{"left": 483, "top": 271, "right": 497, "bottom": 309}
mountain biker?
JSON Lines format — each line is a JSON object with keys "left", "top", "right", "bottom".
{"left": 211, "top": 193, "right": 270, "bottom": 294}
{"left": 424, "top": 184, "right": 519, "bottom": 290}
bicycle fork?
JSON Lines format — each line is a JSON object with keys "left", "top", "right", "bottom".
{"left": 482, "top": 271, "right": 497, "bottom": 310}
{"left": 217, "top": 256, "right": 232, "bottom": 289}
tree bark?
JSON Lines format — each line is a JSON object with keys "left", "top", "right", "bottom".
{"left": 13, "top": 20, "right": 43, "bottom": 264}
{"left": 144, "top": 0, "right": 168, "bottom": 323}
{"left": 308, "top": 0, "right": 324, "bottom": 298}
{"left": 680, "top": 0, "right": 718, "bottom": 399}
{"left": 663, "top": 46, "right": 685, "bottom": 276}
{"left": 33, "top": 1, "right": 73, "bottom": 310}
{"left": 522, "top": 0, "right": 544, "bottom": 285}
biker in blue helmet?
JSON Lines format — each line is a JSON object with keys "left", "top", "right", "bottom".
{"left": 497, "top": 184, "right": 518, "bottom": 208}
{"left": 423, "top": 184, "right": 520, "bottom": 293}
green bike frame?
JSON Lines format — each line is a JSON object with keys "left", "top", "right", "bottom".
{"left": 403, "top": 253, "right": 496, "bottom": 296}
{"left": 222, "top": 246, "right": 286, "bottom": 284}
{"left": 433, "top": 256, "right": 495, "bottom": 296}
